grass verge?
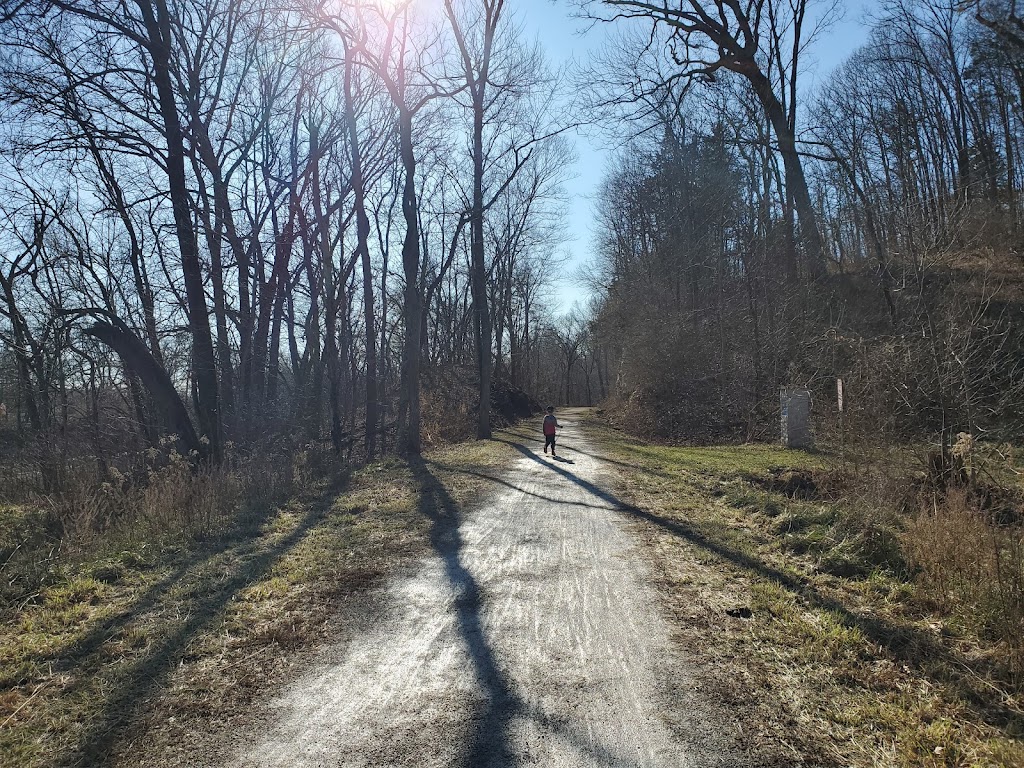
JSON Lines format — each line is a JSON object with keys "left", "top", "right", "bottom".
{"left": 583, "top": 414, "right": 1024, "bottom": 768}
{"left": 0, "top": 435, "right": 518, "bottom": 768}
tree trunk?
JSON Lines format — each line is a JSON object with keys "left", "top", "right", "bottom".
{"left": 85, "top": 319, "right": 201, "bottom": 456}
{"left": 470, "top": 90, "right": 492, "bottom": 439}
{"left": 396, "top": 109, "right": 423, "bottom": 455}
{"left": 137, "top": 0, "right": 220, "bottom": 460}
{"left": 746, "top": 68, "right": 827, "bottom": 280}
{"left": 345, "top": 55, "right": 379, "bottom": 460}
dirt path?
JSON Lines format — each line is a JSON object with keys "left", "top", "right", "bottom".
{"left": 224, "top": 410, "right": 739, "bottom": 767}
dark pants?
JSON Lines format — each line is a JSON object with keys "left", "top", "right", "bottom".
{"left": 544, "top": 434, "right": 556, "bottom": 454}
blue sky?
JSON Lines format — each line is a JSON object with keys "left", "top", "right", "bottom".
{"left": 514, "top": 0, "right": 875, "bottom": 313}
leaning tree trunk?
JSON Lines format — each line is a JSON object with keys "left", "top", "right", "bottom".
{"left": 85, "top": 319, "right": 201, "bottom": 457}
{"left": 747, "top": 68, "right": 827, "bottom": 281}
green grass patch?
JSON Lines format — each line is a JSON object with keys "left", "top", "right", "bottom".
{"left": 631, "top": 442, "right": 826, "bottom": 478}
{"left": 584, "top": 411, "right": 1024, "bottom": 768}
{"left": 0, "top": 433, "right": 519, "bottom": 768}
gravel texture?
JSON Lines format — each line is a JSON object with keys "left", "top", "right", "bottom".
{"left": 224, "top": 411, "right": 740, "bottom": 767}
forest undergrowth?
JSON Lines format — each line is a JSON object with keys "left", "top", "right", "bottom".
{"left": 586, "top": 412, "right": 1024, "bottom": 767}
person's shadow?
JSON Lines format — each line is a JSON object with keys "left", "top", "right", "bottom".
{"left": 552, "top": 455, "right": 575, "bottom": 465}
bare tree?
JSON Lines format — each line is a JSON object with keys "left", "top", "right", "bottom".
{"left": 584, "top": 0, "right": 833, "bottom": 278}
{"left": 343, "top": 0, "right": 456, "bottom": 454}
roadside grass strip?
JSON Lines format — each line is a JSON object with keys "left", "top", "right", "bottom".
{"left": 585, "top": 415, "right": 1024, "bottom": 768}
{"left": 0, "top": 437, "right": 517, "bottom": 768}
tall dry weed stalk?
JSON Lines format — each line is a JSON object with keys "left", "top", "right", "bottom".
{"left": 0, "top": 441, "right": 313, "bottom": 606}
{"left": 905, "top": 482, "right": 1024, "bottom": 677}
{"left": 43, "top": 441, "right": 299, "bottom": 549}
{"left": 138, "top": 451, "right": 242, "bottom": 539}
{"left": 42, "top": 466, "right": 134, "bottom": 545}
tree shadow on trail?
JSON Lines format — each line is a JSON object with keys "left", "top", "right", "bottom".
{"left": 55, "top": 482, "right": 348, "bottom": 768}
{"left": 409, "top": 456, "right": 641, "bottom": 768}
{"left": 558, "top": 442, "right": 673, "bottom": 479}
{"left": 498, "top": 437, "right": 1024, "bottom": 736}
{"left": 427, "top": 461, "right": 608, "bottom": 510}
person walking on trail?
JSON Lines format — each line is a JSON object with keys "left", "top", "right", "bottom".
{"left": 543, "top": 406, "right": 560, "bottom": 456}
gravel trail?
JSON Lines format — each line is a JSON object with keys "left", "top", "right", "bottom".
{"left": 227, "top": 410, "right": 736, "bottom": 767}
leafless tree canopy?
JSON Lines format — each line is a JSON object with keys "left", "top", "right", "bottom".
{"left": 579, "top": 0, "right": 1024, "bottom": 446}
{"left": 0, "top": 0, "right": 573, "bottom": 483}
{"left": 1, "top": 0, "right": 1022, "bottom": 484}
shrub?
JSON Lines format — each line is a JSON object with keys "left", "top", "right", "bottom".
{"left": 904, "top": 487, "right": 1024, "bottom": 676}
{"left": 0, "top": 440, "right": 309, "bottom": 612}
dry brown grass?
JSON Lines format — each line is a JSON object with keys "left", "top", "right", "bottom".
{"left": 906, "top": 487, "right": 1024, "bottom": 679}
{"left": 585, "top": 412, "right": 1024, "bottom": 767}
{"left": 0, "top": 431, "right": 519, "bottom": 768}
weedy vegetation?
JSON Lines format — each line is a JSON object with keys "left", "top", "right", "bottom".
{"left": 0, "top": 435, "right": 518, "bottom": 768}
{"left": 585, "top": 413, "right": 1024, "bottom": 767}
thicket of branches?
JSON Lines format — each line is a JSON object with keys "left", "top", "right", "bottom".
{"left": 6, "top": 0, "right": 1024, "bottom": 487}
{"left": 0, "top": 0, "right": 575, "bottom": 492}
{"left": 583, "top": 0, "right": 1024, "bottom": 447}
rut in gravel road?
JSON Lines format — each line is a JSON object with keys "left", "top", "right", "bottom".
{"left": 228, "top": 410, "right": 739, "bottom": 768}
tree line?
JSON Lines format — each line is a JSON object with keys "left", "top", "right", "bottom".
{"left": 0, "top": 0, "right": 574, "bottom": 482}
{"left": 7, "top": 0, "right": 1019, "bottom": 477}
{"left": 582, "top": 0, "right": 1024, "bottom": 447}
